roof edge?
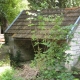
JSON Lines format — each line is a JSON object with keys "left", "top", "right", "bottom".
{"left": 5, "top": 10, "right": 24, "bottom": 33}
{"left": 67, "top": 16, "right": 80, "bottom": 42}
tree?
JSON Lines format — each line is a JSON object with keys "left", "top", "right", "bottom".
{"left": 0, "top": 0, "right": 28, "bottom": 23}
{"left": 0, "top": 0, "right": 28, "bottom": 33}
{"left": 0, "top": 0, "right": 28, "bottom": 44}
{"left": 27, "top": 0, "right": 80, "bottom": 9}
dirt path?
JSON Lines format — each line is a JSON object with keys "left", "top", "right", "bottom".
{"left": 16, "top": 62, "right": 38, "bottom": 80}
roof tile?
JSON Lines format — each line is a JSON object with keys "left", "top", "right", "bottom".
{"left": 6, "top": 8, "right": 80, "bottom": 39}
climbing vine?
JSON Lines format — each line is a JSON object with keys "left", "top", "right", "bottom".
{"left": 28, "top": 13, "right": 75, "bottom": 80}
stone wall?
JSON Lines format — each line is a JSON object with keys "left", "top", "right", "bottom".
{"left": 9, "top": 37, "right": 35, "bottom": 62}
{"left": 65, "top": 23, "right": 80, "bottom": 70}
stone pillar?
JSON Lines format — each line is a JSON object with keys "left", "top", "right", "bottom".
{"left": 9, "top": 36, "right": 16, "bottom": 66}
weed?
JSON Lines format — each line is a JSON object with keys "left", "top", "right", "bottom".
{"left": 0, "top": 68, "right": 24, "bottom": 80}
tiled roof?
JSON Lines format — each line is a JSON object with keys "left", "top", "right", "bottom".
{"left": 5, "top": 7, "right": 80, "bottom": 39}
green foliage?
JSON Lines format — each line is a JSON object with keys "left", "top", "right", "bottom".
{"left": 0, "top": 44, "right": 10, "bottom": 66}
{"left": 27, "top": 0, "right": 80, "bottom": 9}
{"left": 30, "top": 14, "right": 75, "bottom": 80}
{"left": 0, "top": 59, "right": 9, "bottom": 67}
{"left": 0, "top": 69, "right": 24, "bottom": 80}
{"left": 0, "top": 44, "right": 2, "bottom": 48}
{"left": 0, "top": 0, "right": 28, "bottom": 23}
{"left": 0, "top": 61, "right": 5, "bottom": 67}
{"left": 74, "top": 79, "right": 79, "bottom": 80}
{"left": 10, "top": 50, "right": 21, "bottom": 67}
{"left": 0, "top": 69, "right": 14, "bottom": 80}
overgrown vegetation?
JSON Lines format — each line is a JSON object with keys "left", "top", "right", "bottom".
{"left": 0, "top": 0, "right": 29, "bottom": 23}
{"left": 0, "top": 44, "right": 10, "bottom": 66}
{"left": 9, "top": 50, "right": 21, "bottom": 67}
{"left": 28, "top": 0, "right": 80, "bottom": 9}
{"left": 29, "top": 14, "right": 79, "bottom": 79}
{"left": 0, "top": 44, "right": 24, "bottom": 80}
{"left": 0, "top": 68, "right": 24, "bottom": 80}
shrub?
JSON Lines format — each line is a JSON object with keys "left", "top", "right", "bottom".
{"left": 30, "top": 14, "right": 75, "bottom": 80}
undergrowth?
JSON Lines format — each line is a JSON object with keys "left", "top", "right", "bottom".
{"left": 0, "top": 68, "right": 24, "bottom": 80}
{"left": 0, "top": 44, "right": 10, "bottom": 66}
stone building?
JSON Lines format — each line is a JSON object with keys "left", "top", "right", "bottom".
{"left": 5, "top": 7, "right": 80, "bottom": 68}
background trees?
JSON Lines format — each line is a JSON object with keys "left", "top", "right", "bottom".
{"left": 0, "top": 0, "right": 28, "bottom": 43}
{"left": 27, "top": 0, "right": 80, "bottom": 9}
{"left": 0, "top": 0, "right": 28, "bottom": 23}
{"left": 0, "top": 0, "right": 28, "bottom": 35}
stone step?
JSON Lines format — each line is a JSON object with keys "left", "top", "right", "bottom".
{"left": 0, "top": 39, "right": 5, "bottom": 42}
{"left": 0, "top": 34, "right": 5, "bottom": 44}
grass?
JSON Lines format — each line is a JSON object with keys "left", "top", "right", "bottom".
{"left": 0, "top": 55, "right": 10, "bottom": 67}
{"left": 0, "top": 68, "right": 24, "bottom": 80}
{"left": 0, "top": 44, "right": 10, "bottom": 66}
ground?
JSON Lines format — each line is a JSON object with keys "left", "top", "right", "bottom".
{"left": 17, "top": 62, "right": 38, "bottom": 80}
{"left": 0, "top": 44, "right": 38, "bottom": 80}
{"left": 0, "top": 44, "right": 80, "bottom": 80}
{"left": 0, "top": 44, "right": 10, "bottom": 66}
